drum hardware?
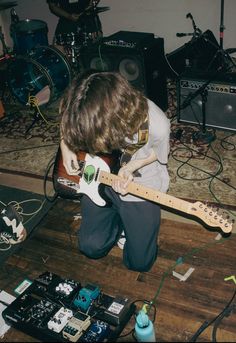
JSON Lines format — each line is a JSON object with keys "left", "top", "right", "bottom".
{"left": 25, "top": 85, "right": 59, "bottom": 135}
{"left": 0, "top": 26, "right": 11, "bottom": 59}
{"left": 0, "top": 99, "right": 5, "bottom": 118}
{"left": 0, "top": 26, "right": 15, "bottom": 104}
{"left": 10, "top": 7, "right": 19, "bottom": 24}
{"left": 87, "top": 6, "right": 110, "bottom": 14}
{"left": 54, "top": 31, "right": 84, "bottom": 70}
{"left": 6, "top": 45, "right": 72, "bottom": 133}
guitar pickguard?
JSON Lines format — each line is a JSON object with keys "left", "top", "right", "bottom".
{"left": 54, "top": 152, "right": 112, "bottom": 206}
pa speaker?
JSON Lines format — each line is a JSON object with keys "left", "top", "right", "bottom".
{"left": 177, "top": 70, "right": 236, "bottom": 132}
{"left": 79, "top": 32, "right": 168, "bottom": 111}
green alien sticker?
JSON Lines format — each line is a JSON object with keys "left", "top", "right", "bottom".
{"left": 83, "top": 165, "right": 96, "bottom": 184}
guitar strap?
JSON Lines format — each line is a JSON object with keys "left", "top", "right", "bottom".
{"left": 121, "top": 115, "right": 149, "bottom": 167}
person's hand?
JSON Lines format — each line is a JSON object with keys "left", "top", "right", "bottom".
{"left": 111, "top": 152, "right": 157, "bottom": 195}
{"left": 84, "top": 0, "right": 100, "bottom": 14}
{"left": 68, "top": 13, "right": 81, "bottom": 22}
{"left": 112, "top": 162, "right": 138, "bottom": 196}
{"left": 60, "top": 139, "right": 80, "bottom": 175}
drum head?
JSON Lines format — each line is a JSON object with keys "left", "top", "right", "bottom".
{"left": 13, "top": 19, "right": 48, "bottom": 34}
{"left": 7, "top": 46, "right": 72, "bottom": 105}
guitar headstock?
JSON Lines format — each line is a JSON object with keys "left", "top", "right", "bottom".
{"left": 191, "top": 201, "right": 234, "bottom": 234}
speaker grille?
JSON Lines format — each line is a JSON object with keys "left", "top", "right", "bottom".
{"left": 177, "top": 72, "right": 236, "bottom": 131}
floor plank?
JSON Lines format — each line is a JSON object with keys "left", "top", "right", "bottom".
{"left": 0, "top": 197, "right": 235, "bottom": 342}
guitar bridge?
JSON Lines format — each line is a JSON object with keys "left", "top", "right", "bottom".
{"left": 58, "top": 177, "right": 80, "bottom": 191}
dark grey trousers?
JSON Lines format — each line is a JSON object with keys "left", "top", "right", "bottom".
{"left": 78, "top": 187, "right": 161, "bottom": 272}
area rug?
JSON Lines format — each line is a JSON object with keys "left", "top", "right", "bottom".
{"left": 0, "top": 82, "right": 235, "bottom": 208}
{"left": 0, "top": 184, "right": 55, "bottom": 264}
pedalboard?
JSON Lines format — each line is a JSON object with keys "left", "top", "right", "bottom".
{"left": 3, "top": 271, "right": 136, "bottom": 342}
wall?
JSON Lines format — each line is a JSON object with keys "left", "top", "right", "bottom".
{"left": 0, "top": 0, "right": 235, "bottom": 56}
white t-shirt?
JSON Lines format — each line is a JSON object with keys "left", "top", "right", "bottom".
{"left": 120, "top": 99, "right": 170, "bottom": 202}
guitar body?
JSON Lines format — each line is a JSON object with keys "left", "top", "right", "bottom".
{"left": 53, "top": 149, "right": 120, "bottom": 206}
{"left": 53, "top": 148, "right": 233, "bottom": 233}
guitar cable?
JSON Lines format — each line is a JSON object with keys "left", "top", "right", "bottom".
{"left": 43, "top": 153, "right": 59, "bottom": 203}
{"left": 189, "top": 288, "right": 236, "bottom": 342}
{"left": 171, "top": 133, "right": 236, "bottom": 218}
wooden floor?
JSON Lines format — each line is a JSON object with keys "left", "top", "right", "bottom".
{"left": 0, "top": 195, "right": 236, "bottom": 342}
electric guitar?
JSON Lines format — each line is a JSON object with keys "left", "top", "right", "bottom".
{"left": 53, "top": 149, "right": 234, "bottom": 234}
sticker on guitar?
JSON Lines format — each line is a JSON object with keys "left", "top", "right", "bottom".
{"left": 53, "top": 149, "right": 234, "bottom": 234}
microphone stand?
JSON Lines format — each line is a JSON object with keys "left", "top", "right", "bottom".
{"left": 179, "top": 6, "right": 235, "bottom": 144}
{"left": 191, "top": 88, "right": 216, "bottom": 143}
{"left": 180, "top": 76, "right": 216, "bottom": 144}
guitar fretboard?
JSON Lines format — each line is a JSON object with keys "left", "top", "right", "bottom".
{"left": 99, "top": 170, "right": 193, "bottom": 213}
{"left": 98, "top": 171, "right": 233, "bottom": 233}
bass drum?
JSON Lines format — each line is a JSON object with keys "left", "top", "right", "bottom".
{"left": 7, "top": 45, "right": 72, "bottom": 105}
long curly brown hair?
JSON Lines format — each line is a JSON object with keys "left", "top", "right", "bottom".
{"left": 60, "top": 70, "right": 148, "bottom": 154}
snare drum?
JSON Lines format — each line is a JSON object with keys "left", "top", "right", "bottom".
{"left": 7, "top": 45, "right": 72, "bottom": 104}
{"left": 11, "top": 19, "right": 48, "bottom": 55}
{"left": 55, "top": 32, "right": 84, "bottom": 47}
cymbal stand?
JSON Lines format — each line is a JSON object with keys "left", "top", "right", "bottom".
{"left": 0, "top": 26, "right": 10, "bottom": 58}
{"left": 0, "top": 26, "right": 14, "bottom": 101}
{"left": 219, "top": 0, "right": 225, "bottom": 50}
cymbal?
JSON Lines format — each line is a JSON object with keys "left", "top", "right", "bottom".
{"left": 94, "top": 6, "right": 110, "bottom": 13}
{"left": 0, "top": 1, "right": 17, "bottom": 11}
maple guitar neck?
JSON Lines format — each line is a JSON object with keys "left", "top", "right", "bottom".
{"left": 99, "top": 170, "right": 194, "bottom": 215}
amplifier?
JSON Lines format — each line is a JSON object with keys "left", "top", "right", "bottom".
{"left": 102, "top": 31, "right": 155, "bottom": 49}
{"left": 177, "top": 71, "right": 236, "bottom": 131}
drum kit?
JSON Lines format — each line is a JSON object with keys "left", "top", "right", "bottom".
{"left": 0, "top": 2, "right": 110, "bottom": 106}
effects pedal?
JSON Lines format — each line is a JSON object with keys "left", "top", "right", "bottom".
{"left": 91, "top": 294, "right": 133, "bottom": 326}
{"left": 35, "top": 272, "right": 81, "bottom": 306}
{"left": 47, "top": 307, "right": 73, "bottom": 333}
{"left": 79, "top": 320, "right": 110, "bottom": 342}
{"left": 62, "top": 311, "right": 91, "bottom": 342}
{"left": 73, "top": 283, "right": 100, "bottom": 311}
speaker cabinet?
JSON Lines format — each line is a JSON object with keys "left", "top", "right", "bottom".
{"left": 79, "top": 32, "right": 168, "bottom": 111}
{"left": 166, "top": 30, "right": 221, "bottom": 78}
{"left": 177, "top": 71, "right": 236, "bottom": 132}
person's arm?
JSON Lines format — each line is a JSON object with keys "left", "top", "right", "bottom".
{"left": 48, "top": 1, "right": 80, "bottom": 22}
{"left": 112, "top": 149, "right": 158, "bottom": 195}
